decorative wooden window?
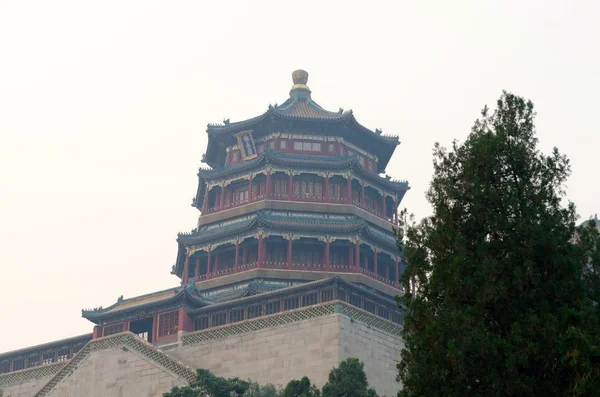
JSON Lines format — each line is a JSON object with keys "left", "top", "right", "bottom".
{"left": 280, "top": 140, "right": 287, "bottom": 149}
{"left": 363, "top": 300, "right": 376, "bottom": 314}
{"left": 328, "top": 143, "right": 335, "bottom": 152}
{"left": 274, "top": 179, "right": 287, "bottom": 196}
{"left": 1, "top": 361, "right": 10, "bottom": 373}
{"left": 57, "top": 347, "right": 70, "bottom": 362}
{"left": 293, "top": 179, "right": 322, "bottom": 200}
{"left": 302, "top": 142, "right": 311, "bottom": 151}
{"left": 194, "top": 316, "right": 209, "bottom": 331}
{"left": 301, "top": 293, "right": 318, "bottom": 307}
{"left": 103, "top": 322, "right": 124, "bottom": 337}
{"left": 350, "top": 294, "right": 361, "bottom": 307}
{"left": 211, "top": 312, "right": 227, "bottom": 327}
{"left": 268, "top": 141, "right": 275, "bottom": 149}
{"left": 293, "top": 141, "right": 303, "bottom": 150}
{"left": 42, "top": 352, "right": 55, "bottom": 365}
{"left": 379, "top": 306, "right": 390, "bottom": 320}
{"left": 321, "top": 289, "right": 334, "bottom": 302}
{"left": 312, "top": 142, "right": 322, "bottom": 151}
{"left": 12, "top": 358, "right": 24, "bottom": 371}
{"left": 230, "top": 308, "right": 245, "bottom": 323}
{"left": 232, "top": 151, "right": 239, "bottom": 162}
{"left": 247, "top": 304, "right": 263, "bottom": 319}
{"left": 391, "top": 311, "right": 403, "bottom": 324}
{"left": 283, "top": 296, "right": 299, "bottom": 311}
{"left": 234, "top": 186, "right": 248, "bottom": 204}
{"left": 28, "top": 354, "right": 40, "bottom": 368}
{"left": 158, "top": 310, "right": 179, "bottom": 338}
{"left": 265, "top": 301, "right": 280, "bottom": 315}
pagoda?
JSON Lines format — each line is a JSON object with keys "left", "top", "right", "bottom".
{"left": 0, "top": 70, "right": 409, "bottom": 397}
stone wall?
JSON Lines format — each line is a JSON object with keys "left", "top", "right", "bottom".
{"left": 1, "top": 306, "right": 402, "bottom": 397}
{"left": 46, "top": 346, "right": 186, "bottom": 397}
{"left": 2, "top": 375, "right": 53, "bottom": 397}
{"left": 172, "top": 313, "right": 402, "bottom": 397}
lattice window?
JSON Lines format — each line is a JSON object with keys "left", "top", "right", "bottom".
{"left": 42, "top": 352, "right": 55, "bottom": 365}
{"left": 268, "top": 141, "right": 275, "bottom": 149}
{"left": 350, "top": 294, "right": 362, "bottom": 307}
{"left": 248, "top": 304, "right": 263, "bottom": 319}
{"left": 28, "top": 354, "right": 40, "bottom": 368}
{"left": 12, "top": 358, "right": 24, "bottom": 371}
{"left": 321, "top": 288, "right": 334, "bottom": 302}
{"left": 230, "top": 308, "right": 245, "bottom": 323}
{"left": 1, "top": 361, "right": 10, "bottom": 373}
{"left": 301, "top": 293, "right": 318, "bottom": 307}
{"left": 283, "top": 296, "right": 299, "bottom": 311}
{"left": 103, "top": 322, "right": 124, "bottom": 337}
{"left": 158, "top": 310, "right": 179, "bottom": 338}
{"left": 379, "top": 306, "right": 390, "bottom": 320}
{"left": 280, "top": 140, "right": 287, "bottom": 149}
{"left": 194, "top": 316, "right": 209, "bottom": 331}
{"left": 391, "top": 311, "right": 403, "bottom": 324}
{"left": 328, "top": 143, "right": 335, "bottom": 152}
{"left": 211, "top": 312, "right": 227, "bottom": 327}
{"left": 274, "top": 179, "right": 287, "bottom": 196}
{"left": 363, "top": 300, "right": 376, "bottom": 314}
{"left": 293, "top": 141, "right": 302, "bottom": 150}
{"left": 265, "top": 301, "right": 280, "bottom": 315}
{"left": 57, "top": 347, "right": 70, "bottom": 362}
{"left": 302, "top": 142, "right": 311, "bottom": 151}
{"left": 232, "top": 151, "right": 239, "bottom": 162}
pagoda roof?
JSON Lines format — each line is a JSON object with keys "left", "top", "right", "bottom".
{"left": 81, "top": 283, "right": 211, "bottom": 324}
{"left": 197, "top": 149, "right": 409, "bottom": 194}
{"left": 177, "top": 210, "right": 368, "bottom": 246}
{"left": 203, "top": 70, "right": 400, "bottom": 171}
{"left": 173, "top": 210, "right": 399, "bottom": 277}
{"left": 187, "top": 275, "right": 401, "bottom": 316}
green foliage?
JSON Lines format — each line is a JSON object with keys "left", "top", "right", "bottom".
{"left": 282, "top": 376, "right": 320, "bottom": 397}
{"left": 322, "top": 358, "right": 378, "bottom": 397}
{"left": 164, "top": 359, "right": 378, "bottom": 397}
{"left": 164, "top": 369, "right": 249, "bottom": 397}
{"left": 397, "top": 91, "right": 600, "bottom": 396}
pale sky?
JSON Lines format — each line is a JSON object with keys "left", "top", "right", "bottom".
{"left": 0, "top": 0, "right": 598, "bottom": 353}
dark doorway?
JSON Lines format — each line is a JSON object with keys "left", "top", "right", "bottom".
{"left": 130, "top": 317, "right": 153, "bottom": 342}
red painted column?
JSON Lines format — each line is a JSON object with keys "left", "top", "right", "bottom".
{"left": 151, "top": 314, "right": 159, "bottom": 343}
{"left": 248, "top": 177, "right": 253, "bottom": 203}
{"left": 123, "top": 320, "right": 130, "bottom": 332}
{"left": 347, "top": 176, "right": 352, "bottom": 204}
{"left": 182, "top": 254, "right": 190, "bottom": 285}
{"left": 258, "top": 235, "right": 264, "bottom": 268}
{"left": 324, "top": 175, "right": 330, "bottom": 202}
{"left": 374, "top": 249, "right": 378, "bottom": 278}
{"left": 92, "top": 325, "right": 102, "bottom": 339}
{"left": 324, "top": 240, "right": 330, "bottom": 270}
{"left": 207, "top": 248, "right": 212, "bottom": 277}
{"left": 202, "top": 186, "right": 209, "bottom": 214}
{"left": 287, "top": 238, "right": 293, "bottom": 269}
{"left": 266, "top": 171, "right": 272, "bottom": 199}
{"left": 234, "top": 240, "right": 239, "bottom": 273}
{"left": 178, "top": 308, "right": 193, "bottom": 333}
{"left": 355, "top": 241, "right": 360, "bottom": 271}
{"left": 288, "top": 174, "right": 294, "bottom": 200}
{"left": 195, "top": 256, "right": 200, "bottom": 279}
{"left": 361, "top": 184, "right": 365, "bottom": 207}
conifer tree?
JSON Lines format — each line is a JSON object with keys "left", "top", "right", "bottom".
{"left": 397, "top": 92, "right": 599, "bottom": 396}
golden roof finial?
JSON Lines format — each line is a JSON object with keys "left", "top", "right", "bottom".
{"left": 290, "top": 69, "right": 310, "bottom": 97}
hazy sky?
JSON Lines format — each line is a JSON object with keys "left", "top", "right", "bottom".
{"left": 0, "top": 1, "right": 598, "bottom": 353}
